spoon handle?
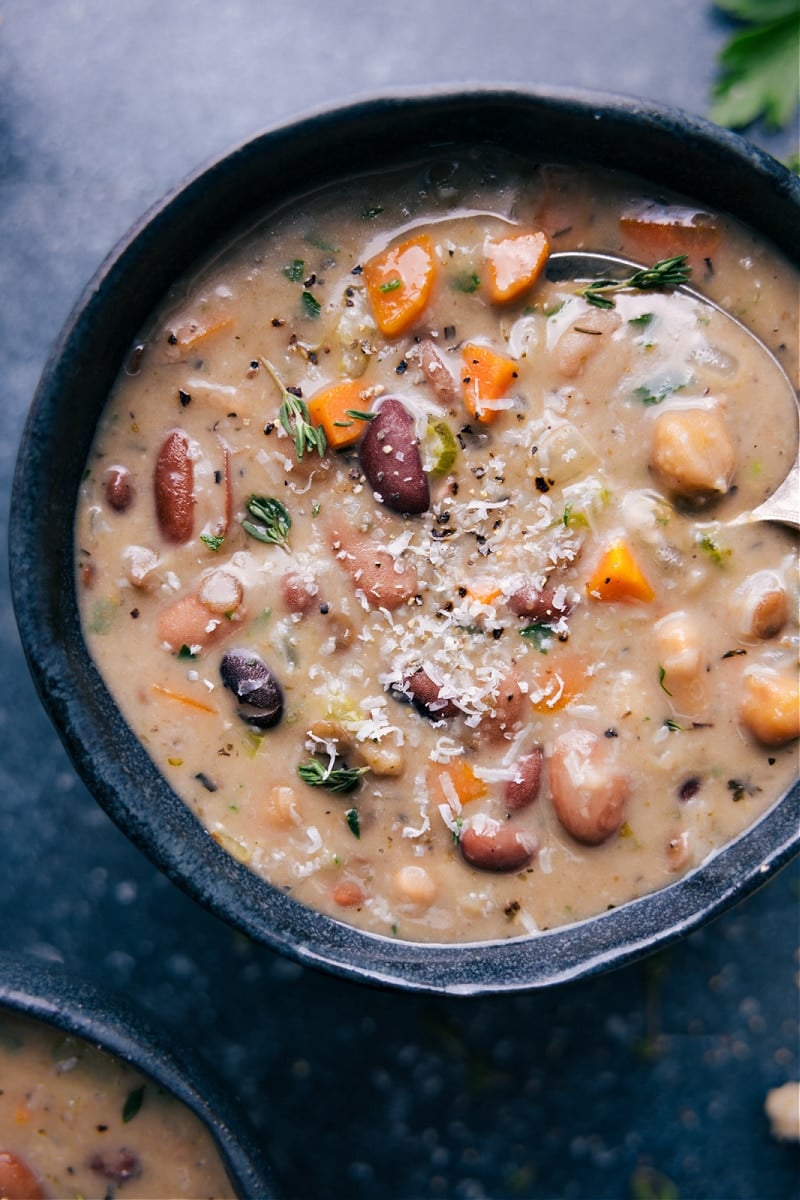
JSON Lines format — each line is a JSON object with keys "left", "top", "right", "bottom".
{"left": 747, "top": 459, "right": 800, "bottom": 530}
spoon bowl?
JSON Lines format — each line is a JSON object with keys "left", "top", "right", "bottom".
{"left": 547, "top": 251, "right": 800, "bottom": 530}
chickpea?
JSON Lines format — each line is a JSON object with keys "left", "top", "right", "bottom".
{"left": 395, "top": 864, "right": 437, "bottom": 906}
{"left": 655, "top": 610, "right": 709, "bottom": 719}
{"left": 739, "top": 669, "right": 799, "bottom": 746}
{"left": 650, "top": 405, "right": 735, "bottom": 502}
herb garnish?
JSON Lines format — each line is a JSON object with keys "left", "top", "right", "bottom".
{"left": 200, "top": 532, "right": 225, "bottom": 552}
{"left": 658, "top": 666, "right": 672, "bottom": 695}
{"left": 122, "top": 1084, "right": 145, "bottom": 1123}
{"left": 283, "top": 259, "right": 305, "bottom": 282}
{"left": 297, "top": 759, "right": 368, "bottom": 793}
{"left": 379, "top": 278, "right": 402, "bottom": 293}
{"left": 697, "top": 531, "right": 732, "bottom": 566}
{"left": 242, "top": 496, "right": 292, "bottom": 549}
{"left": 580, "top": 256, "right": 691, "bottom": 309}
{"left": 262, "top": 358, "right": 327, "bottom": 460}
{"left": 710, "top": 0, "right": 800, "bottom": 133}
{"left": 452, "top": 272, "right": 481, "bottom": 293}
{"left": 345, "top": 807, "right": 361, "bottom": 838}
{"left": 301, "top": 290, "right": 322, "bottom": 318}
{"left": 520, "top": 623, "right": 553, "bottom": 653}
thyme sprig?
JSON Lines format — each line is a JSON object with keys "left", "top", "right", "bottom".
{"left": 297, "top": 758, "right": 368, "bottom": 794}
{"left": 242, "top": 495, "right": 292, "bottom": 549}
{"left": 580, "top": 256, "right": 691, "bottom": 309}
{"left": 261, "top": 357, "right": 327, "bottom": 460}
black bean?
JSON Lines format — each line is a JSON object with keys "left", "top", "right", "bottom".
{"left": 220, "top": 649, "right": 283, "bottom": 729}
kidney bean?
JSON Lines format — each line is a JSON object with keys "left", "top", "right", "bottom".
{"left": 359, "top": 397, "right": 430, "bottom": 514}
{"left": 480, "top": 668, "right": 526, "bottom": 742}
{"left": 220, "top": 649, "right": 284, "bottom": 729}
{"left": 507, "top": 582, "right": 574, "bottom": 622}
{"left": 0, "top": 1151, "right": 45, "bottom": 1200}
{"left": 417, "top": 338, "right": 458, "bottom": 406}
{"left": 157, "top": 593, "right": 229, "bottom": 654}
{"left": 548, "top": 728, "right": 629, "bottom": 844}
{"left": 503, "top": 746, "right": 543, "bottom": 811}
{"left": 89, "top": 1149, "right": 142, "bottom": 1185}
{"left": 402, "top": 668, "right": 460, "bottom": 719}
{"left": 460, "top": 815, "right": 537, "bottom": 872}
{"left": 331, "top": 527, "right": 418, "bottom": 611}
{"left": 282, "top": 571, "right": 319, "bottom": 614}
{"left": 103, "top": 464, "right": 135, "bottom": 511}
{"left": 154, "top": 429, "right": 194, "bottom": 542}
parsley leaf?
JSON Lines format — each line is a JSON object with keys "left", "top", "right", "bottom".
{"left": 710, "top": 1, "right": 800, "bottom": 131}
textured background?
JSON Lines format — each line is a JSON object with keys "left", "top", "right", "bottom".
{"left": 1, "top": 3, "right": 798, "bottom": 1197}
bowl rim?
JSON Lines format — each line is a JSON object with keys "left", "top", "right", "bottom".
{"left": 9, "top": 84, "right": 800, "bottom": 996}
{"left": 0, "top": 952, "right": 276, "bottom": 1196}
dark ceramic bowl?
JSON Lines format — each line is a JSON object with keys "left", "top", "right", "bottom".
{"left": 10, "top": 87, "right": 799, "bottom": 995}
{"left": 0, "top": 953, "right": 275, "bottom": 1197}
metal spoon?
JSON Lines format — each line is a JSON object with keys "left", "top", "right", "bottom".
{"left": 546, "top": 251, "right": 800, "bottom": 530}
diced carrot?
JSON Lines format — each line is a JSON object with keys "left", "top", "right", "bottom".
{"left": 152, "top": 683, "right": 219, "bottom": 714}
{"left": 307, "top": 380, "right": 373, "bottom": 450}
{"left": 460, "top": 342, "right": 517, "bottom": 424}
{"left": 467, "top": 584, "right": 502, "bottom": 606}
{"left": 529, "top": 655, "right": 585, "bottom": 713}
{"left": 586, "top": 541, "right": 655, "bottom": 604}
{"left": 164, "top": 313, "right": 233, "bottom": 357}
{"left": 484, "top": 230, "right": 550, "bottom": 304}
{"left": 363, "top": 233, "right": 436, "bottom": 336}
{"left": 619, "top": 203, "right": 720, "bottom": 275}
{"left": 430, "top": 759, "right": 487, "bottom": 808}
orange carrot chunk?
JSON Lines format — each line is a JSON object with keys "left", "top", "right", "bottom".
{"left": 586, "top": 541, "right": 655, "bottom": 604}
{"left": 484, "top": 230, "right": 550, "bottom": 304}
{"left": 619, "top": 202, "right": 719, "bottom": 275}
{"left": 307, "top": 380, "right": 373, "bottom": 450}
{"left": 363, "top": 233, "right": 436, "bottom": 336}
{"left": 461, "top": 342, "right": 517, "bottom": 424}
{"left": 430, "top": 760, "right": 487, "bottom": 807}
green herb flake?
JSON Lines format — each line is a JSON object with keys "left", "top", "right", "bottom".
{"left": 345, "top": 807, "right": 361, "bottom": 838}
{"left": 88, "top": 598, "right": 118, "bottom": 635}
{"left": 122, "top": 1084, "right": 145, "bottom": 1124}
{"left": 519, "top": 623, "right": 553, "bottom": 653}
{"left": 362, "top": 206, "right": 384, "bottom": 220}
{"left": 379, "top": 278, "right": 402, "bottom": 293}
{"left": 242, "top": 496, "right": 292, "bottom": 549}
{"left": 697, "top": 532, "right": 732, "bottom": 566}
{"left": 628, "top": 312, "right": 655, "bottom": 328}
{"left": 451, "top": 272, "right": 481, "bottom": 294}
{"left": 200, "top": 532, "right": 225, "bottom": 552}
{"left": 664, "top": 718, "right": 683, "bottom": 732}
{"left": 283, "top": 259, "right": 305, "bottom": 283}
{"left": 658, "top": 666, "right": 672, "bottom": 696}
{"left": 301, "top": 290, "right": 322, "bottom": 319}
{"left": 177, "top": 644, "right": 197, "bottom": 660}
{"left": 344, "top": 409, "right": 377, "bottom": 422}
{"left": 262, "top": 358, "right": 327, "bottom": 461}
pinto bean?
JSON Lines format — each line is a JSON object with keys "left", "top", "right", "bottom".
{"left": 331, "top": 527, "right": 418, "bottom": 611}
{"left": 220, "top": 649, "right": 284, "bottom": 729}
{"left": 507, "top": 582, "right": 574, "bottom": 622}
{"left": 157, "top": 593, "right": 229, "bottom": 654}
{"left": 735, "top": 571, "right": 789, "bottom": 641}
{"left": 549, "top": 728, "right": 629, "bottom": 844}
{"left": 504, "top": 746, "right": 544, "bottom": 811}
{"left": 403, "top": 668, "right": 460, "bottom": 719}
{"left": 0, "top": 1151, "right": 45, "bottom": 1200}
{"left": 418, "top": 338, "right": 458, "bottom": 406}
{"left": 460, "top": 814, "right": 537, "bottom": 872}
{"left": 359, "top": 397, "right": 430, "bottom": 514}
{"left": 154, "top": 429, "right": 194, "bottom": 542}
{"left": 104, "top": 464, "right": 135, "bottom": 511}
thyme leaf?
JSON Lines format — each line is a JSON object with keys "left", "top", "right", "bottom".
{"left": 581, "top": 256, "right": 691, "bottom": 309}
{"left": 297, "top": 758, "right": 368, "bottom": 794}
{"left": 122, "top": 1084, "right": 146, "bottom": 1123}
{"left": 262, "top": 358, "right": 327, "bottom": 460}
{"left": 242, "top": 495, "right": 292, "bottom": 549}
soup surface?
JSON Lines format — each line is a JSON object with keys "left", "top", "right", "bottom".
{"left": 0, "top": 1009, "right": 234, "bottom": 1199}
{"left": 75, "top": 150, "right": 799, "bottom": 943}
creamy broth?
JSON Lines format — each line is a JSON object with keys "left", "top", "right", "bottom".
{"left": 75, "top": 152, "right": 799, "bottom": 943}
{"left": 0, "top": 1010, "right": 234, "bottom": 1199}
